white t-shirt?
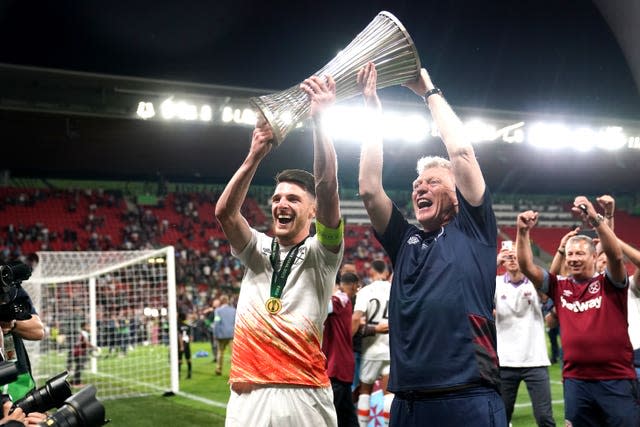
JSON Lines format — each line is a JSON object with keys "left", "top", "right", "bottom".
{"left": 628, "top": 276, "right": 640, "bottom": 351}
{"left": 230, "top": 228, "right": 343, "bottom": 387}
{"left": 494, "top": 274, "right": 550, "bottom": 367}
{"left": 353, "top": 280, "right": 391, "bottom": 361}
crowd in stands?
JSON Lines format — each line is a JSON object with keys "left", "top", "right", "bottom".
{"left": 3, "top": 185, "right": 640, "bottom": 340}
{"left": 0, "top": 186, "right": 390, "bottom": 304}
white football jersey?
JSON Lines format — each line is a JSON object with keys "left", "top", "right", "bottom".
{"left": 354, "top": 280, "right": 391, "bottom": 361}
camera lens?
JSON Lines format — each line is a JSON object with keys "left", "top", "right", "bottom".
{"left": 39, "top": 385, "right": 106, "bottom": 427}
{"left": 13, "top": 371, "right": 71, "bottom": 414}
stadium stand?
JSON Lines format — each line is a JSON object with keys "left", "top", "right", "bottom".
{"left": 3, "top": 181, "right": 640, "bottom": 286}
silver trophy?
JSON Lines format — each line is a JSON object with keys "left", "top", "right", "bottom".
{"left": 250, "top": 11, "right": 421, "bottom": 146}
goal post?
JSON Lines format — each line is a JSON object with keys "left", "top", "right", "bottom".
{"left": 22, "top": 247, "right": 178, "bottom": 400}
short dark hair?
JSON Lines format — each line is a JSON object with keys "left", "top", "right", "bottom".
{"left": 339, "top": 271, "right": 359, "bottom": 284}
{"left": 371, "top": 259, "right": 388, "bottom": 274}
{"left": 275, "top": 169, "right": 316, "bottom": 198}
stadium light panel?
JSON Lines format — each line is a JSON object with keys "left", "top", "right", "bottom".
{"left": 464, "top": 119, "right": 496, "bottom": 143}
{"left": 160, "top": 97, "right": 176, "bottom": 119}
{"left": 176, "top": 101, "right": 198, "bottom": 120}
{"left": 382, "top": 112, "right": 429, "bottom": 143}
{"left": 199, "top": 105, "right": 213, "bottom": 121}
{"left": 511, "top": 128, "right": 525, "bottom": 143}
{"left": 596, "top": 126, "right": 626, "bottom": 150}
{"left": 573, "top": 127, "right": 597, "bottom": 152}
{"left": 135, "top": 96, "right": 638, "bottom": 153}
{"left": 323, "top": 106, "right": 368, "bottom": 142}
{"left": 222, "top": 106, "right": 234, "bottom": 122}
{"left": 323, "top": 105, "right": 430, "bottom": 144}
{"left": 240, "top": 108, "right": 258, "bottom": 125}
{"left": 136, "top": 102, "right": 155, "bottom": 119}
{"left": 528, "top": 122, "right": 571, "bottom": 150}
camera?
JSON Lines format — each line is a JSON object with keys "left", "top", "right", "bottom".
{"left": 0, "top": 367, "right": 106, "bottom": 427}
{"left": 1, "top": 370, "right": 72, "bottom": 414}
{"left": 37, "top": 384, "right": 108, "bottom": 427}
{"left": 11, "top": 371, "right": 72, "bottom": 414}
{"left": 0, "top": 261, "right": 33, "bottom": 321}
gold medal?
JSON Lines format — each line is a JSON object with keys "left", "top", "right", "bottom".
{"left": 265, "top": 297, "right": 282, "bottom": 315}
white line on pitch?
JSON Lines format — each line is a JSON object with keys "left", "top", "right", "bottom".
{"left": 515, "top": 399, "right": 564, "bottom": 408}
{"left": 175, "top": 391, "right": 228, "bottom": 408}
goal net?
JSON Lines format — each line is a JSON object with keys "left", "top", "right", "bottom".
{"left": 21, "top": 247, "right": 178, "bottom": 401}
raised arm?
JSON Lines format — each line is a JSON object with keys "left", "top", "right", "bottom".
{"left": 300, "top": 75, "right": 342, "bottom": 253}
{"left": 404, "top": 68, "right": 485, "bottom": 206}
{"left": 572, "top": 196, "right": 626, "bottom": 284}
{"left": 549, "top": 227, "right": 579, "bottom": 275}
{"left": 357, "top": 62, "right": 393, "bottom": 235}
{"left": 516, "top": 210, "right": 545, "bottom": 288}
{"left": 214, "top": 123, "right": 273, "bottom": 252}
{"left": 618, "top": 238, "right": 640, "bottom": 294}
{"left": 597, "top": 194, "right": 615, "bottom": 231}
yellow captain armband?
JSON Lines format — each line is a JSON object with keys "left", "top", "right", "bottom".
{"left": 315, "top": 219, "right": 344, "bottom": 247}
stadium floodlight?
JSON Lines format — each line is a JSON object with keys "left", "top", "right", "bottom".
{"left": 23, "top": 247, "right": 179, "bottom": 401}
{"left": 527, "top": 121, "right": 633, "bottom": 152}
{"left": 463, "top": 119, "right": 497, "bottom": 144}
{"left": 136, "top": 102, "right": 156, "bottom": 120}
{"left": 177, "top": 101, "right": 198, "bottom": 121}
{"left": 199, "top": 105, "right": 212, "bottom": 122}
{"left": 221, "top": 106, "right": 234, "bottom": 123}
{"left": 497, "top": 122, "right": 526, "bottom": 144}
{"left": 382, "top": 112, "right": 429, "bottom": 143}
{"left": 160, "top": 97, "right": 176, "bottom": 119}
{"left": 160, "top": 97, "right": 200, "bottom": 121}
{"left": 322, "top": 105, "right": 369, "bottom": 142}
{"left": 596, "top": 126, "right": 626, "bottom": 151}
{"left": 222, "top": 106, "right": 258, "bottom": 125}
{"left": 528, "top": 122, "right": 572, "bottom": 150}
{"left": 322, "top": 105, "right": 431, "bottom": 144}
{"left": 572, "top": 127, "right": 597, "bottom": 152}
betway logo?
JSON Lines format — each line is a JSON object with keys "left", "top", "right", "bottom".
{"left": 560, "top": 295, "right": 602, "bottom": 313}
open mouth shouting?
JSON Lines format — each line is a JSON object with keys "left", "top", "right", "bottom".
{"left": 276, "top": 213, "right": 294, "bottom": 226}
{"left": 416, "top": 197, "right": 433, "bottom": 210}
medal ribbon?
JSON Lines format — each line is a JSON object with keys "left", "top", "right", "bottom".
{"left": 269, "top": 237, "right": 306, "bottom": 299}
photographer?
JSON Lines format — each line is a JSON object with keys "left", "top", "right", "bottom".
{"left": 0, "top": 260, "right": 45, "bottom": 401}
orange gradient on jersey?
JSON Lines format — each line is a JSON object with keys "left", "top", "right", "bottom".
{"left": 230, "top": 303, "right": 329, "bottom": 387}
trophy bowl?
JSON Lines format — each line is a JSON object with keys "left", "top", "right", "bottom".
{"left": 250, "top": 11, "right": 421, "bottom": 146}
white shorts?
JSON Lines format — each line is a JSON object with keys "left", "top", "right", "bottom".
{"left": 226, "top": 384, "right": 337, "bottom": 427}
{"left": 359, "top": 359, "right": 390, "bottom": 385}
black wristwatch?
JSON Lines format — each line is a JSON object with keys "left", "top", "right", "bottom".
{"left": 424, "top": 87, "right": 443, "bottom": 100}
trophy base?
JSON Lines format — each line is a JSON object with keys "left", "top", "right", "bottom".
{"left": 250, "top": 97, "right": 284, "bottom": 147}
